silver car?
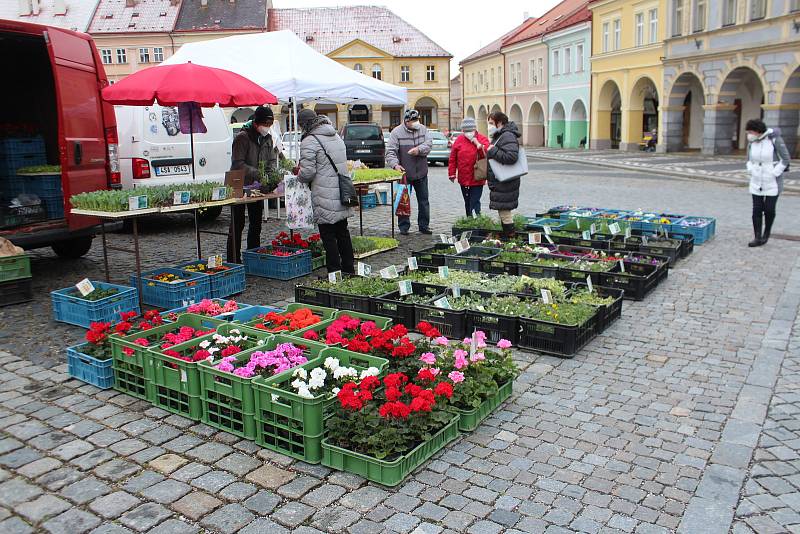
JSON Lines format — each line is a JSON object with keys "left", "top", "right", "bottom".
{"left": 427, "top": 130, "right": 451, "bottom": 166}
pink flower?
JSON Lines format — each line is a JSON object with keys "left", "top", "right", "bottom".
{"left": 419, "top": 352, "right": 436, "bottom": 365}
{"left": 497, "top": 339, "right": 512, "bottom": 349}
{"left": 473, "top": 330, "right": 487, "bottom": 348}
{"left": 429, "top": 367, "right": 440, "bottom": 376}
{"left": 448, "top": 371, "right": 465, "bottom": 384}
{"left": 454, "top": 349, "right": 468, "bottom": 370}
{"left": 470, "top": 352, "right": 485, "bottom": 363}
{"left": 434, "top": 336, "right": 449, "bottom": 346}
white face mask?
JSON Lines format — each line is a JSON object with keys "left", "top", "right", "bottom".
{"left": 464, "top": 131, "right": 475, "bottom": 140}
{"left": 746, "top": 133, "right": 758, "bottom": 143}
{"left": 257, "top": 125, "right": 271, "bottom": 137}
{"left": 408, "top": 120, "right": 420, "bottom": 130}
{"left": 487, "top": 123, "right": 498, "bottom": 136}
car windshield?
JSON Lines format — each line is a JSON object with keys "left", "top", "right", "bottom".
{"left": 431, "top": 132, "right": 447, "bottom": 141}
{"left": 345, "top": 125, "right": 382, "bottom": 141}
{"left": 282, "top": 132, "right": 300, "bottom": 142}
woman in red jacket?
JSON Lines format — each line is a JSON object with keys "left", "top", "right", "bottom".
{"left": 448, "top": 118, "right": 490, "bottom": 217}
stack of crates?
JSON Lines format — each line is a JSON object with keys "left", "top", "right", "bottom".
{"left": 0, "top": 253, "right": 32, "bottom": 307}
{"left": 0, "top": 136, "right": 46, "bottom": 198}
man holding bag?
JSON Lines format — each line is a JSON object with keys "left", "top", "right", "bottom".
{"left": 448, "top": 117, "right": 490, "bottom": 217}
{"left": 386, "top": 109, "right": 433, "bottom": 235}
{"left": 296, "top": 109, "right": 355, "bottom": 274}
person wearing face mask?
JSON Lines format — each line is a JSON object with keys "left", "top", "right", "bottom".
{"left": 744, "top": 119, "right": 790, "bottom": 247}
{"left": 448, "top": 117, "right": 490, "bottom": 217}
{"left": 485, "top": 111, "right": 522, "bottom": 237}
{"left": 227, "top": 105, "right": 279, "bottom": 263}
{"left": 386, "top": 109, "right": 433, "bottom": 235}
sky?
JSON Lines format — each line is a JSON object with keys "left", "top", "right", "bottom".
{"left": 273, "top": 0, "right": 562, "bottom": 72}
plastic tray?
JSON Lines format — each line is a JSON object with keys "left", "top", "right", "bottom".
{"left": 243, "top": 246, "right": 312, "bottom": 280}
{"left": 0, "top": 254, "right": 31, "bottom": 283}
{"left": 51, "top": 281, "right": 139, "bottom": 328}
{"left": 175, "top": 261, "right": 246, "bottom": 299}
{"left": 455, "top": 379, "right": 513, "bottom": 432}
{"left": 66, "top": 344, "right": 115, "bottom": 389}
{"left": 131, "top": 268, "right": 211, "bottom": 309}
{"left": 517, "top": 311, "right": 597, "bottom": 358}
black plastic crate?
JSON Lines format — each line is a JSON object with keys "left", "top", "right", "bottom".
{"left": 0, "top": 277, "right": 32, "bottom": 307}
{"left": 328, "top": 291, "right": 372, "bottom": 314}
{"left": 569, "top": 284, "right": 624, "bottom": 333}
{"left": 413, "top": 244, "right": 452, "bottom": 267}
{"left": 372, "top": 284, "right": 443, "bottom": 328}
{"left": 480, "top": 258, "right": 519, "bottom": 275}
{"left": 414, "top": 304, "right": 465, "bottom": 340}
{"left": 464, "top": 310, "right": 518, "bottom": 345}
{"left": 517, "top": 312, "right": 597, "bottom": 358}
{"left": 0, "top": 203, "right": 46, "bottom": 230}
{"left": 450, "top": 226, "right": 491, "bottom": 239}
{"left": 517, "top": 261, "right": 561, "bottom": 279}
{"left": 443, "top": 246, "right": 500, "bottom": 272}
{"left": 601, "top": 262, "right": 661, "bottom": 301}
{"left": 672, "top": 232, "right": 695, "bottom": 258}
{"left": 294, "top": 284, "right": 331, "bottom": 307}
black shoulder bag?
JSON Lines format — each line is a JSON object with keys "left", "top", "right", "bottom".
{"left": 310, "top": 134, "right": 360, "bottom": 207}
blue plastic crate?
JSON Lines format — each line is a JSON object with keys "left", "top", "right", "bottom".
{"left": 242, "top": 246, "right": 312, "bottom": 280}
{"left": 360, "top": 192, "right": 377, "bottom": 209}
{"left": 230, "top": 305, "right": 285, "bottom": 323}
{"left": 0, "top": 136, "right": 45, "bottom": 156}
{"left": 36, "top": 193, "right": 64, "bottom": 220}
{"left": 162, "top": 299, "right": 254, "bottom": 321}
{"left": 66, "top": 343, "right": 115, "bottom": 389}
{"left": 131, "top": 268, "right": 212, "bottom": 309}
{"left": 0, "top": 152, "right": 46, "bottom": 176}
{"left": 378, "top": 191, "right": 388, "bottom": 204}
{"left": 52, "top": 281, "right": 140, "bottom": 328}
{"left": 672, "top": 216, "right": 715, "bottom": 244}
{"left": 21, "top": 173, "right": 62, "bottom": 196}
{"left": 175, "top": 261, "right": 246, "bottom": 298}
{"left": 524, "top": 217, "right": 567, "bottom": 231}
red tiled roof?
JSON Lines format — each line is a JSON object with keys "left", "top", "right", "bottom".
{"left": 268, "top": 6, "right": 451, "bottom": 58}
{"left": 503, "top": 0, "right": 588, "bottom": 46}
{"left": 546, "top": 3, "right": 591, "bottom": 34}
{"left": 90, "top": 0, "right": 181, "bottom": 33}
{"left": 460, "top": 18, "right": 536, "bottom": 64}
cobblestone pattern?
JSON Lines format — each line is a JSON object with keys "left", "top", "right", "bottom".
{"left": 1, "top": 164, "right": 799, "bottom": 533}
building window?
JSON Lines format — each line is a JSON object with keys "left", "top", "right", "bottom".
{"left": 372, "top": 64, "right": 382, "bottom": 80}
{"left": 529, "top": 59, "right": 535, "bottom": 84}
{"left": 649, "top": 9, "right": 659, "bottom": 42}
{"left": 792, "top": 0, "right": 800, "bottom": 12}
{"left": 537, "top": 58, "right": 543, "bottom": 84}
{"left": 635, "top": 12, "right": 645, "bottom": 45}
{"left": 723, "top": 0, "right": 737, "bottom": 25}
{"left": 602, "top": 22, "right": 610, "bottom": 52}
{"left": 491, "top": 68, "right": 496, "bottom": 90}
{"left": 153, "top": 47, "right": 164, "bottom": 62}
{"left": 576, "top": 44, "right": 584, "bottom": 71}
{"left": 426, "top": 65, "right": 436, "bottom": 81}
{"left": 750, "top": 0, "right": 766, "bottom": 20}
{"left": 472, "top": 73, "right": 476, "bottom": 92}
{"left": 139, "top": 48, "right": 150, "bottom": 64}
{"left": 564, "top": 47, "right": 571, "bottom": 74}
{"left": 613, "top": 19, "right": 621, "bottom": 49}
{"left": 672, "top": 0, "right": 684, "bottom": 36}
{"left": 400, "top": 65, "right": 410, "bottom": 82}
{"left": 354, "top": 63, "right": 363, "bottom": 74}
{"left": 484, "top": 69, "right": 488, "bottom": 90}
{"left": 116, "top": 48, "right": 127, "bottom": 64}
{"left": 100, "top": 49, "right": 112, "bottom": 64}
{"left": 479, "top": 72, "right": 484, "bottom": 91}
{"left": 693, "top": 0, "right": 707, "bottom": 31}
{"left": 553, "top": 50, "right": 560, "bottom": 75}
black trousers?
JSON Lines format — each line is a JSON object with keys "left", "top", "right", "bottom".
{"left": 318, "top": 219, "right": 355, "bottom": 274}
{"left": 227, "top": 201, "right": 263, "bottom": 263}
{"left": 752, "top": 194, "right": 778, "bottom": 238}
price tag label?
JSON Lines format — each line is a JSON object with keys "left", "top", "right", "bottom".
{"left": 328, "top": 271, "right": 342, "bottom": 284}
{"left": 357, "top": 262, "right": 372, "bottom": 277}
{"left": 619, "top": 260, "right": 625, "bottom": 272}
{"left": 642, "top": 234, "right": 649, "bottom": 245}
{"left": 460, "top": 231, "right": 473, "bottom": 241}
{"left": 438, "top": 265, "right": 449, "bottom": 279}
{"left": 540, "top": 288, "right": 552, "bottom": 304}
{"left": 662, "top": 227, "right": 669, "bottom": 238}
{"left": 173, "top": 191, "right": 191, "bottom": 205}
{"left": 76, "top": 278, "right": 95, "bottom": 297}
{"left": 470, "top": 332, "right": 477, "bottom": 358}
{"left": 528, "top": 232, "right": 542, "bottom": 245}
{"left": 211, "top": 187, "right": 228, "bottom": 201}
{"left": 434, "top": 296, "right": 451, "bottom": 309}
{"left": 454, "top": 239, "right": 470, "bottom": 254}
{"left": 180, "top": 369, "right": 188, "bottom": 383}
{"left": 407, "top": 257, "right": 418, "bottom": 271}
{"left": 379, "top": 265, "right": 399, "bottom": 279}
{"left": 586, "top": 275, "right": 594, "bottom": 293}
{"left": 545, "top": 234, "right": 554, "bottom": 244}
{"left": 128, "top": 195, "right": 148, "bottom": 211}
{"left": 582, "top": 230, "right": 591, "bottom": 240}
{"left": 449, "top": 236, "right": 458, "bottom": 244}
{"left": 439, "top": 234, "right": 450, "bottom": 244}
{"left": 398, "top": 280, "right": 413, "bottom": 296}
{"left": 452, "top": 285, "right": 461, "bottom": 298}
{"left": 625, "top": 226, "right": 632, "bottom": 239}
{"left": 590, "top": 223, "right": 597, "bottom": 235}
{"left": 207, "top": 255, "right": 223, "bottom": 269}
{"left": 543, "top": 225, "right": 552, "bottom": 235}
{"left": 609, "top": 222, "right": 621, "bottom": 235}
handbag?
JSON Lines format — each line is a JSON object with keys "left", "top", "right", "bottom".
{"left": 474, "top": 146, "right": 488, "bottom": 181}
{"left": 284, "top": 175, "right": 314, "bottom": 230}
{"left": 488, "top": 146, "right": 528, "bottom": 182}
{"left": 311, "top": 134, "right": 360, "bottom": 207}
{"left": 395, "top": 175, "right": 412, "bottom": 217}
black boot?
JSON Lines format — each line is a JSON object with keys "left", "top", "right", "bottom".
{"left": 749, "top": 216, "right": 763, "bottom": 247}
{"left": 763, "top": 213, "right": 775, "bottom": 245}
{"left": 501, "top": 223, "right": 515, "bottom": 240}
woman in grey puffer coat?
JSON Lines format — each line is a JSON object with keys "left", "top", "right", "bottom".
{"left": 297, "top": 109, "right": 355, "bottom": 273}
{"left": 486, "top": 111, "right": 522, "bottom": 237}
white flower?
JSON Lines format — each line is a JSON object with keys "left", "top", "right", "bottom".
{"left": 359, "top": 367, "right": 379, "bottom": 379}
{"left": 296, "top": 385, "right": 314, "bottom": 399}
{"left": 308, "top": 376, "right": 325, "bottom": 389}
{"left": 230, "top": 329, "right": 241, "bottom": 335}
{"left": 291, "top": 379, "right": 306, "bottom": 390}
{"left": 310, "top": 367, "right": 327, "bottom": 381}
{"left": 332, "top": 387, "right": 340, "bottom": 395}
{"left": 207, "top": 347, "right": 220, "bottom": 355}
{"left": 324, "top": 357, "right": 340, "bottom": 370}
{"left": 292, "top": 368, "right": 308, "bottom": 380}
{"left": 199, "top": 340, "right": 211, "bottom": 349}
{"left": 333, "top": 367, "right": 358, "bottom": 380}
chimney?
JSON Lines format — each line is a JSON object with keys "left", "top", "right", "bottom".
{"left": 523, "top": 11, "right": 529, "bottom": 20}
{"left": 200, "top": 0, "right": 208, "bottom": 6}
{"left": 31, "top": 0, "right": 40, "bottom": 15}
{"left": 54, "top": 0, "right": 67, "bottom": 16}
{"left": 18, "top": 0, "right": 31, "bottom": 16}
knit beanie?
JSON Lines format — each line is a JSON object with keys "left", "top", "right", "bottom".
{"left": 460, "top": 117, "right": 477, "bottom": 132}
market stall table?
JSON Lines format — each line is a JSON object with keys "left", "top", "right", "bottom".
{"left": 354, "top": 175, "right": 402, "bottom": 238}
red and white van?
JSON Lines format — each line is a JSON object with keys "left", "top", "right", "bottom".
{"left": 0, "top": 19, "right": 118, "bottom": 258}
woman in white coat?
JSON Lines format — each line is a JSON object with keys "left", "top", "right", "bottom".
{"left": 745, "top": 119, "right": 791, "bottom": 247}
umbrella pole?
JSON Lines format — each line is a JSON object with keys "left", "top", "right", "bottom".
{"left": 189, "top": 102, "right": 202, "bottom": 259}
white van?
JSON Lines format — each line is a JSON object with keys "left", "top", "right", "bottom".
{"left": 115, "top": 104, "right": 232, "bottom": 189}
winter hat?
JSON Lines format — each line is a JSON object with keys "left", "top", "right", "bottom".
{"left": 404, "top": 109, "right": 420, "bottom": 122}
{"left": 253, "top": 106, "right": 274, "bottom": 124}
{"left": 297, "top": 108, "right": 318, "bottom": 131}
{"left": 460, "top": 117, "right": 476, "bottom": 132}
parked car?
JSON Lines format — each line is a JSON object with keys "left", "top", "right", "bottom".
{"left": 428, "top": 130, "right": 451, "bottom": 166}
{"left": 448, "top": 131, "right": 463, "bottom": 146}
{"left": 282, "top": 131, "right": 301, "bottom": 160}
{"left": 0, "top": 19, "right": 118, "bottom": 258}
{"left": 341, "top": 123, "right": 385, "bottom": 168}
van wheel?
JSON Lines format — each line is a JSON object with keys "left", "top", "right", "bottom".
{"left": 198, "top": 206, "right": 223, "bottom": 222}
{"left": 52, "top": 236, "right": 93, "bottom": 258}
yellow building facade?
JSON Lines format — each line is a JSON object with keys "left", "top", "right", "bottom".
{"left": 461, "top": 52, "right": 507, "bottom": 136}
{"left": 589, "top": 0, "right": 666, "bottom": 151}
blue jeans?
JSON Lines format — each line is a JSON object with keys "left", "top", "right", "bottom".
{"left": 398, "top": 176, "right": 430, "bottom": 232}
{"left": 460, "top": 185, "right": 483, "bottom": 217}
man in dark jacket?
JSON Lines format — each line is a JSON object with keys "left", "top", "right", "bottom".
{"left": 386, "top": 109, "right": 433, "bottom": 235}
{"left": 486, "top": 111, "right": 522, "bottom": 237}
{"left": 226, "top": 105, "right": 279, "bottom": 263}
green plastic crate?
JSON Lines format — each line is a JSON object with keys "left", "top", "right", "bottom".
{"left": 454, "top": 380, "right": 514, "bottom": 432}
{"left": 243, "top": 303, "right": 337, "bottom": 334}
{"left": 0, "top": 254, "right": 31, "bottom": 283}
{"left": 198, "top": 334, "right": 327, "bottom": 439}
{"left": 289, "top": 311, "right": 392, "bottom": 345}
{"left": 322, "top": 414, "right": 460, "bottom": 486}
{"left": 253, "top": 348, "right": 389, "bottom": 463}
{"left": 147, "top": 323, "right": 273, "bottom": 420}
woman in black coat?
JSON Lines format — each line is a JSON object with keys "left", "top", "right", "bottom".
{"left": 486, "top": 111, "right": 522, "bottom": 237}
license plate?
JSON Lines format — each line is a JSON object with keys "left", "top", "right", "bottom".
{"left": 355, "top": 149, "right": 371, "bottom": 154}
{"left": 155, "top": 164, "right": 191, "bottom": 176}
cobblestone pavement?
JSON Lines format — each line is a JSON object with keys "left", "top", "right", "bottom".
{"left": 1, "top": 163, "right": 799, "bottom": 533}
{"left": 528, "top": 148, "right": 800, "bottom": 192}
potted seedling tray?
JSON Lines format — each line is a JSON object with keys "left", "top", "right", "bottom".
{"left": 253, "top": 348, "right": 389, "bottom": 464}
{"left": 295, "top": 281, "right": 332, "bottom": 308}
{"left": 51, "top": 281, "right": 139, "bottom": 328}
{"left": 175, "top": 260, "right": 246, "bottom": 299}
{"left": 454, "top": 288, "right": 521, "bottom": 345}
{"left": 413, "top": 244, "right": 453, "bottom": 268}
{"left": 517, "top": 305, "right": 599, "bottom": 358}
{"left": 371, "top": 283, "right": 444, "bottom": 328}
{"left": 443, "top": 246, "right": 501, "bottom": 272}
{"left": 132, "top": 268, "right": 211, "bottom": 309}
{"left": 567, "top": 283, "right": 624, "bottom": 334}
